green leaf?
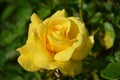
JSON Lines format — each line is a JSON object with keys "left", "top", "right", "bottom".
{"left": 101, "top": 63, "right": 120, "bottom": 79}
{"left": 103, "top": 22, "right": 115, "bottom": 49}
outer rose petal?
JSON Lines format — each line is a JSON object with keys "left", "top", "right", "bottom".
{"left": 56, "top": 60, "right": 82, "bottom": 76}
{"left": 51, "top": 9, "right": 66, "bottom": 17}
{"left": 28, "top": 13, "right": 46, "bottom": 46}
{"left": 17, "top": 30, "right": 54, "bottom": 70}
{"left": 17, "top": 45, "right": 40, "bottom": 71}
{"left": 17, "top": 13, "right": 43, "bottom": 71}
{"left": 72, "top": 36, "right": 94, "bottom": 60}
{"left": 17, "top": 14, "right": 55, "bottom": 70}
{"left": 31, "top": 13, "right": 42, "bottom": 24}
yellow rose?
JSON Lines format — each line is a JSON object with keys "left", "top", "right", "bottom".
{"left": 17, "top": 9, "right": 94, "bottom": 76}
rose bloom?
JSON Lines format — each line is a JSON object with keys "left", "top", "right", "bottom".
{"left": 17, "top": 9, "right": 94, "bottom": 76}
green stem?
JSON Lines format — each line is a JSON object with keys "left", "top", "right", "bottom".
{"left": 79, "top": 0, "right": 83, "bottom": 19}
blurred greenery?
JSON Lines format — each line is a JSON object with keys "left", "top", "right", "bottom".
{"left": 0, "top": 0, "right": 120, "bottom": 80}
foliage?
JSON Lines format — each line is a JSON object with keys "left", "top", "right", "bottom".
{"left": 101, "top": 63, "right": 120, "bottom": 79}
{"left": 0, "top": 0, "right": 120, "bottom": 80}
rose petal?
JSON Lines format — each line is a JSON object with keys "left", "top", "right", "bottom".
{"left": 54, "top": 47, "right": 75, "bottom": 61}
{"left": 34, "top": 57, "right": 57, "bottom": 70}
{"left": 67, "top": 19, "right": 79, "bottom": 39}
{"left": 68, "top": 17, "right": 89, "bottom": 36}
{"left": 28, "top": 23, "right": 46, "bottom": 46}
{"left": 17, "top": 34, "right": 54, "bottom": 70}
{"left": 56, "top": 60, "right": 82, "bottom": 76}
{"left": 47, "top": 17, "right": 71, "bottom": 36}
{"left": 72, "top": 36, "right": 94, "bottom": 60}
{"left": 31, "top": 13, "right": 42, "bottom": 24}
{"left": 17, "top": 18, "right": 55, "bottom": 70}
{"left": 29, "top": 13, "right": 46, "bottom": 46}
{"left": 47, "top": 34, "right": 72, "bottom": 52}
{"left": 17, "top": 45, "right": 40, "bottom": 71}
{"left": 54, "top": 34, "right": 84, "bottom": 61}
{"left": 43, "top": 16, "right": 71, "bottom": 39}
{"left": 51, "top": 9, "right": 66, "bottom": 17}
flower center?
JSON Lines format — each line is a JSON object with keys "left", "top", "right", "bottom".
{"left": 45, "top": 17, "right": 79, "bottom": 55}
